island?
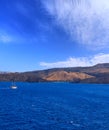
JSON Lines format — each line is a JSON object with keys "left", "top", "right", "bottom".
{"left": 0, "top": 63, "right": 109, "bottom": 84}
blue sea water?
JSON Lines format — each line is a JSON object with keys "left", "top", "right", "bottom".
{"left": 0, "top": 82, "right": 109, "bottom": 130}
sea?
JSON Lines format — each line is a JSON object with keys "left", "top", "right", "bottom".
{"left": 0, "top": 82, "right": 109, "bottom": 130}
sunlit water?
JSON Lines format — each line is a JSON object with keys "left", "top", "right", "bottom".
{"left": 0, "top": 82, "right": 109, "bottom": 130}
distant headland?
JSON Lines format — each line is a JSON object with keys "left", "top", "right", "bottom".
{"left": 0, "top": 63, "right": 109, "bottom": 84}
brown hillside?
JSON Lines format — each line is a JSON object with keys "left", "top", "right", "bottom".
{"left": 43, "top": 71, "right": 94, "bottom": 81}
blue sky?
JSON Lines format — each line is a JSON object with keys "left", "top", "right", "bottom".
{"left": 0, "top": 0, "right": 109, "bottom": 72}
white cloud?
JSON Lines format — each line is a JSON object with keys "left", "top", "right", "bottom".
{"left": 40, "top": 53, "right": 109, "bottom": 68}
{"left": 91, "top": 53, "right": 109, "bottom": 64}
{"left": 43, "top": 0, "right": 109, "bottom": 49}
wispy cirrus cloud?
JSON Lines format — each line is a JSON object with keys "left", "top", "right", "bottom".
{"left": 0, "top": 30, "right": 37, "bottom": 44}
{"left": 0, "top": 33, "right": 13, "bottom": 43}
{"left": 40, "top": 53, "right": 109, "bottom": 68}
{"left": 42, "top": 0, "right": 109, "bottom": 49}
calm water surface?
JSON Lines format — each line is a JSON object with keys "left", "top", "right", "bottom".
{"left": 0, "top": 82, "right": 109, "bottom": 130}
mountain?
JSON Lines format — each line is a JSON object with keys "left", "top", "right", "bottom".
{"left": 0, "top": 63, "right": 109, "bottom": 83}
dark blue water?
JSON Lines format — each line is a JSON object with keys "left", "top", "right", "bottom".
{"left": 0, "top": 82, "right": 109, "bottom": 130}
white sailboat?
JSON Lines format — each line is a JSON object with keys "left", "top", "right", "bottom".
{"left": 10, "top": 82, "right": 17, "bottom": 89}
